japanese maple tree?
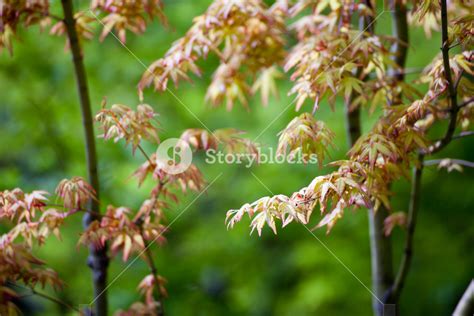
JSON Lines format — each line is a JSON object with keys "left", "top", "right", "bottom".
{"left": 1, "top": 0, "right": 473, "bottom": 316}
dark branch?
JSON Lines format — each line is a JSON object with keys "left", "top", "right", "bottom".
{"left": 426, "top": 0, "right": 459, "bottom": 155}
{"left": 458, "top": 97, "right": 474, "bottom": 109}
{"left": 390, "top": 0, "right": 462, "bottom": 302}
{"left": 140, "top": 231, "right": 165, "bottom": 316}
{"left": 137, "top": 145, "right": 154, "bottom": 165}
{"left": 8, "top": 283, "right": 79, "bottom": 313}
{"left": 60, "top": 1, "right": 109, "bottom": 315}
{"left": 135, "top": 194, "right": 167, "bottom": 315}
{"left": 390, "top": 153, "right": 424, "bottom": 301}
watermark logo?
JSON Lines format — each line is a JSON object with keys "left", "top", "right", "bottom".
{"left": 156, "top": 138, "right": 320, "bottom": 175}
{"left": 205, "top": 148, "right": 319, "bottom": 168}
{"left": 156, "top": 138, "right": 193, "bottom": 175}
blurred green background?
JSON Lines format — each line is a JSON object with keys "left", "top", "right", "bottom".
{"left": 1, "top": 1, "right": 473, "bottom": 315}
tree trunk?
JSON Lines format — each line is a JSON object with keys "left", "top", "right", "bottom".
{"left": 60, "top": 1, "right": 109, "bottom": 315}
{"left": 365, "top": 2, "right": 411, "bottom": 315}
{"left": 368, "top": 207, "right": 394, "bottom": 315}
{"left": 390, "top": 1, "right": 408, "bottom": 82}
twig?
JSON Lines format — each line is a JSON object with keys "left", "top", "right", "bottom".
{"left": 137, "top": 145, "right": 153, "bottom": 164}
{"left": 134, "top": 191, "right": 167, "bottom": 315}
{"left": 30, "top": 287, "right": 80, "bottom": 313}
{"left": 47, "top": 13, "right": 64, "bottom": 21}
{"left": 45, "top": 203, "right": 119, "bottom": 221}
{"left": 424, "top": 158, "right": 474, "bottom": 169}
{"left": 453, "top": 280, "right": 474, "bottom": 316}
{"left": 448, "top": 41, "right": 462, "bottom": 50}
{"left": 453, "top": 131, "right": 474, "bottom": 140}
{"left": 8, "top": 282, "right": 79, "bottom": 313}
{"left": 458, "top": 97, "right": 474, "bottom": 109}
{"left": 390, "top": 153, "right": 424, "bottom": 301}
{"left": 139, "top": 230, "right": 165, "bottom": 316}
{"left": 453, "top": 69, "right": 465, "bottom": 92}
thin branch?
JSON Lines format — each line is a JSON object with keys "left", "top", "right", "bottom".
{"left": 30, "top": 287, "right": 80, "bottom": 313}
{"left": 448, "top": 41, "right": 462, "bottom": 50}
{"left": 426, "top": 0, "right": 459, "bottom": 155}
{"left": 440, "top": 91, "right": 470, "bottom": 114}
{"left": 390, "top": 153, "right": 424, "bottom": 301}
{"left": 60, "top": 1, "right": 108, "bottom": 315}
{"left": 458, "top": 97, "right": 474, "bottom": 109}
{"left": 44, "top": 203, "right": 118, "bottom": 221}
{"left": 453, "top": 69, "right": 465, "bottom": 92}
{"left": 134, "top": 190, "right": 167, "bottom": 315}
{"left": 137, "top": 145, "right": 153, "bottom": 164}
{"left": 426, "top": 128, "right": 474, "bottom": 153}
{"left": 424, "top": 158, "right": 474, "bottom": 169}
{"left": 8, "top": 283, "right": 79, "bottom": 313}
{"left": 47, "top": 13, "right": 64, "bottom": 21}
{"left": 453, "top": 280, "right": 474, "bottom": 316}
{"left": 140, "top": 230, "right": 165, "bottom": 316}
{"left": 453, "top": 131, "right": 474, "bottom": 140}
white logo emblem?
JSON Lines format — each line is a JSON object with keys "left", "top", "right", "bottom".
{"left": 156, "top": 138, "right": 192, "bottom": 174}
